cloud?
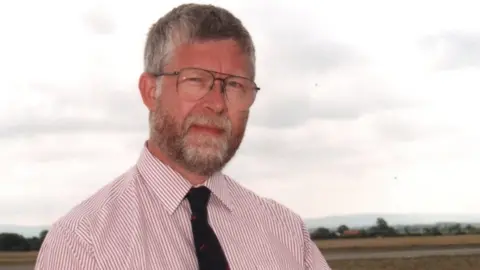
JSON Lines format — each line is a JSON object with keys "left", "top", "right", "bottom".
{"left": 250, "top": 67, "right": 415, "bottom": 128}
{"left": 261, "top": 34, "right": 362, "bottom": 76}
{"left": 420, "top": 32, "right": 480, "bottom": 70}
{"left": 82, "top": 4, "right": 117, "bottom": 35}
{"left": 0, "top": 82, "right": 147, "bottom": 138}
{"left": 1, "top": 0, "right": 480, "bottom": 225}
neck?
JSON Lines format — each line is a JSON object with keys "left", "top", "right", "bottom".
{"left": 146, "top": 139, "right": 209, "bottom": 186}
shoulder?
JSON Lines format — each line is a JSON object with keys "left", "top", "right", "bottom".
{"left": 51, "top": 166, "right": 139, "bottom": 234}
{"left": 226, "top": 176, "right": 306, "bottom": 231}
{"left": 226, "top": 176, "right": 311, "bottom": 260}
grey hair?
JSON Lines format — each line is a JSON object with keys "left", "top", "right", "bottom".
{"left": 143, "top": 3, "right": 256, "bottom": 79}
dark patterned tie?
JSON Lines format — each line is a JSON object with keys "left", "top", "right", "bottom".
{"left": 186, "top": 186, "right": 230, "bottom": 270}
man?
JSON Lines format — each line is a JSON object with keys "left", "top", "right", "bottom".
{"left": 35, "top": 3, "right": 331, "bottom": 270}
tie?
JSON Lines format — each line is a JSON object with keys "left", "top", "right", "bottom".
{"left": 186, "top": 186, "right": 230, "bottom": 270}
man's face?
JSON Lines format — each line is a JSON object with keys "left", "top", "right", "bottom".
{"left": 147, "top": 39, "right": 253, "bottom": 176}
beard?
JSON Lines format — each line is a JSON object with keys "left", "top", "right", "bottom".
{"left": 150, "top": 105, "right": 246, "bottom": 176}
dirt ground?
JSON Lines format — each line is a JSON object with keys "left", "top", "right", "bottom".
{"left": 316, "top": 235, "right": 480, "bottom": 251}
{"left": 0, "top": 266, "right": 32, "bottom": 270}
{"left": 1, "top": 255, "right": 480, "bottom": 270}
{"left": 328, "top": 254, "right": 480, "bottom": 270}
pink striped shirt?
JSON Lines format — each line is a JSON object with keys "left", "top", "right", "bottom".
{"left": 35, "top": 146, "right": 331, "bottom": 269}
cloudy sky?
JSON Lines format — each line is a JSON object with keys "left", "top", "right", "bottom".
{"left": 1, "top": 0, "right": 479, "bottom": 226}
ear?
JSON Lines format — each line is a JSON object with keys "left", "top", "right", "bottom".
{"left": 138, "top": 72, "right": 158, "bottom": 111}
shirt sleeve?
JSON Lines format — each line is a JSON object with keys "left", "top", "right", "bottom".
{"left": 35, "top": 223, "right": 97, "bottom": 270}
{"left": 302, "top": 223, "right": 332, "bottom": 270}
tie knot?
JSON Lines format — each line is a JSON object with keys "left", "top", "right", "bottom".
{"left": 186, "top": 186, "right": 211, "bottom": 213}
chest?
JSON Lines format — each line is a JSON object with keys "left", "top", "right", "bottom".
{"left": 94, "top": 204, "right": 304, "bottom": 270}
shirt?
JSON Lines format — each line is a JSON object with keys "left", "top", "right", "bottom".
{"left": 35, "top": 145, "right": 331, "bottom": 270}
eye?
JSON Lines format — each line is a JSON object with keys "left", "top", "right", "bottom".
{"left": 186, "top": 77, "right": 204, "bottom": 82}
{"left": 227, "top": 79, "right": 246, "bottom": 89}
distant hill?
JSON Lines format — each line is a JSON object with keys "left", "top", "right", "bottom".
{"left": 0, "top": 225, "right": 50, "bottom": 238}
{"left": 304, "top": 213, "right": 480, "bottom": 230}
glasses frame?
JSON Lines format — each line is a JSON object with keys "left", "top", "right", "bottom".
{"left": 155, "top": 67, "right": 260, "bottom": 107}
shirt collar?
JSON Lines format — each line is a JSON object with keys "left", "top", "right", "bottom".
{"left": 136, "top": 144, "right": 233, "bottom": 215}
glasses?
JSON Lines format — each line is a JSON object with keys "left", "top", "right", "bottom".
{"left": 156, "top": 67, "right": 260, "bottom": 109}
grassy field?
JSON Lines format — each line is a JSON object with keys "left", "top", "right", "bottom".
{"left": 0, "top": 251, "right": 37, "bottom": 265}
{"left": 328, "top": 254, "right": 480, "bottom": 270}
{"left": 2, "top": 235, "right": 480, "bottom": 268}
{"left": 316, "top": 234, "right": 480, "bottom": 251}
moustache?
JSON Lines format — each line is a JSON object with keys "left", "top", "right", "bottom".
{"left": 183, "top": 114, "right": 232, "bottom": 133}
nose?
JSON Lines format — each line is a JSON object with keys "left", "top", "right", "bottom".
{"left": 202, "top": 79, "right": 227, "bottom": 114}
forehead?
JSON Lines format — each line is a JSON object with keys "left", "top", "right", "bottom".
{"left": 167, "top": 39, "right": 251, "bottom": 78}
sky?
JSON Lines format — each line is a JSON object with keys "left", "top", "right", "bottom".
{"left": 1, "top": 0, "right": 480, "bottom": 226}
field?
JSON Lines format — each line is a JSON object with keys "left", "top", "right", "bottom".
{"left": 0, "top": 252, "right": 36, "bottom": 266}
{"left": 316, "top": 234, "right": 480, "bottom": 251}
{"left": 318, "top": 235, "right": 480, "bottom": 269}
{"left": 1, "top": 235, "right": 480, "bottom": 269}
{"left": 328, "top": 254, "right": 480, "bottom": 270}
